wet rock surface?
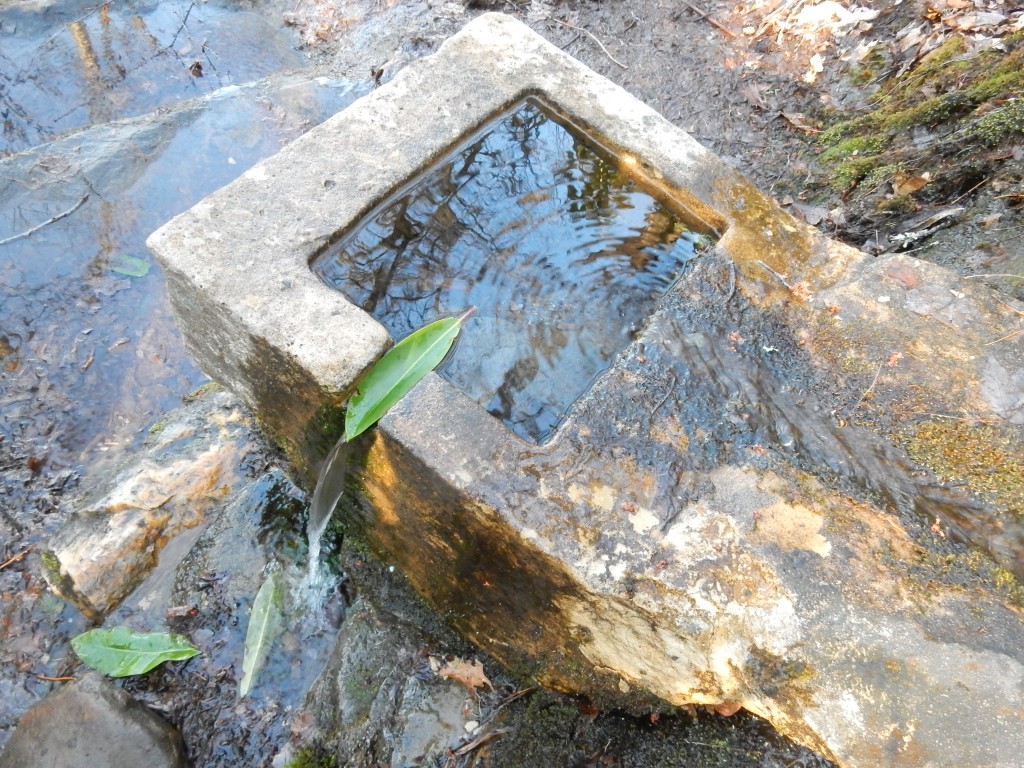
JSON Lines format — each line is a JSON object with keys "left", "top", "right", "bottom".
{"left": 0, "top": 671, "right": 185, "bottom": 768}
{"left": 146, "top": 11, "right": 1024, "bottom": 765}
{"left": 0, "top": 0, "right": 363, "bottom": 745}
{"left": 2, "top": 0, "right": 1022, "bottom": 766}
{"left": 43, "top": 388, "right": 258, "bottom": 618}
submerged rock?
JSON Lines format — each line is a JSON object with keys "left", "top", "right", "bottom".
{"left": 0, "top": 672, "right": 185, "bottom": 768}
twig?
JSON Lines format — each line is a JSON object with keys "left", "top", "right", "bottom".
{"left": 543, "top": 16, "right": 628, "bottom": 69}
{"left": 169, "top": 1, "right": 197, "bottom": 50}
{"left": 32, "top": 673, "right": 76, "bottom": 682}
{"left": 753, "top": 259, "right": 794, "bottom": 290}
{"left": 496, "top": 686, "right": 534, "bottom": 708}
{"left": 0, "top": 195, "right": 89, "bottom": 247}
{"left": 986, "top": 328, "right": 1024, "bottom": 346}
{"left": 651, "top": 372, "right": 678, "bottom": 417}
{"left": 680, "top": 0, "right": 737, "bottom": 39}
{"left": 964, "top": 273, "right": 1024, "bottom": 281}
{"left": 849, "top": 360, "right": 885, "bottom": 414}
{"left": 726, "top": 261, "right": 737, "bottom": 304}
{"left": 950, "top": 176, "right": 989, "bottom": 205}
{"left": 454, "top": 727, "right": 510, "bottom": 757}
{"left": 30, "top": 6, "right": 100, "bottom": 61}
{"left": 0, "top": 546, "right": 32, "bottom": 571}
{"left": 996, "top": 299, "right": 1024, "bottom": 318}
{"left": 915, "top": 412, "right": 993, "bottom": 424}
{"left": 557, "top": 32, "right": 582, "bottom": 51}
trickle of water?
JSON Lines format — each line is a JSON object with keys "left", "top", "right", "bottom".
{"left": 305, "top": 435, "right": 354, "bottom": 589}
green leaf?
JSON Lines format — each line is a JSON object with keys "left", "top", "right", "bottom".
{"left": 71, "top": 627, "right": 200, "bottom": 677}
{"left": 239, "top": 572, "right": 284, "bottom": 699}
{"left": 110, "top": 255, "right": 151, "bottom": 277}
{"left": 345, "top": 308, "right": 474, "bottom": 442}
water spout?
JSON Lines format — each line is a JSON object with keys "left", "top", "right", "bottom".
{"left": 305, "top": 435, "right": 353, "bottom": 588}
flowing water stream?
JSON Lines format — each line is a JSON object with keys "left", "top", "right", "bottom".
{"left": 305, "top": 436, "right": 354, "bottom": 591}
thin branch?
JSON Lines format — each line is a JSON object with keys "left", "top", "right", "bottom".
{"left": 985, "top": 328, "right": 1024, "bottom": 346}
{"left": 849, "top": 360, "right": 885, "bottom": 414}
{"left": 964, "top": 273, "right": 1024, "bottom": 281}
{"left": 0, "top": 195, "right": 89, "bottom": 247}
{"left": 754, "top": 259, "right": 793, "bottom": 290}
{"left": 996, "top": 299, "right": 1024, "bottom": 318}
{"left": 651, "top": 372, "right": 678, "bottom": 417}
{"left": 543, "top": 16, "right": 628, "bottom": 69}
{"left": 680, "top": 1, "right": 737, "bottom": 39}
{"left": 915, "top": 412, "right": 994, "bottom": 424}
{"left": 169, "top": 1, "right": 197, "bottom": 50}
{"left": 0, "top": 546, "right": 32, "bottom": 571}
{"left": 950, "top": 176, "right": 989, "bottom": 204}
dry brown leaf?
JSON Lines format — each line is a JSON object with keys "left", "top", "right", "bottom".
{"left": 892, "top": 172, "right": 931, "bottom": 196}
{"left": 438, "top": 657, "right": 493, "bottom": 692}
{"left": 739, "top": 82, "right": 767, "bottom": 110}
{"left": 711, "top": 699, "right": 743, "bottom": 716}
{"left": 781, "top": 111, "right": 821, "bottom": 134}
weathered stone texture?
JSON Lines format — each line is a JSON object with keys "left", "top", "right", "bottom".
{"left": 147, "top": 13, "right": 1024, "bottom": 767}
{"left": 0, "top": 673, "right": 185, "bottom": 768}
{"left": 43, "top": 389, "right": 253, "bottom": 617}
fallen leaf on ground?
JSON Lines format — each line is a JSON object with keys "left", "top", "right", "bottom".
{"left": 791, "top": 202, "right": 828, "bottom": 225}
{"left": 437, "top": 656, "right": 493, "bottom": 691}
{"left": 802, "top": 53, "right": 824, "bottom": 83}
{"left": 893, "top": 172, "right": 930, "bottom": 196}
{"left": 739, "top": 82, "right": 767, "bottom": 109}
{"left": 711, "top": 699, "right": 743, "bottom": 716}
{"left": 781, "top": 111, "right": 820, "bottom": 133}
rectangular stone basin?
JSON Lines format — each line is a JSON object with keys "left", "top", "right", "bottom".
{"left": 312, "top": 97, "right": 718, "bottom": 443}
{"left": 148, "top": 13, "right": 1024, "bottom": 768}
{"left": 146, "top": 11, "right": 853, "bottom": 480}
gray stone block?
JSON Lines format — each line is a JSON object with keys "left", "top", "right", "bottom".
{"left": 147, "top": 13, "right": 1024, "bottom": 767}
{"left": 0, "top": 673, "right": 184, "bottom": 768}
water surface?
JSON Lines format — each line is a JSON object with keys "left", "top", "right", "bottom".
{"left": 314, "top": 100, "right": 716, "bottom": 443}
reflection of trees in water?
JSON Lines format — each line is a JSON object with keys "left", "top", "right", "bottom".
{"left": 318, "top": 102, "right": 705, "bottom": 442}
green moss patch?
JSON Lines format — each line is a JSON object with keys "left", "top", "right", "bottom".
{"left": 903, "top": 419, "right": 1024, "bottom": 514}
{"left": 818, "top": 33, "right": 1024, "bottom": 200}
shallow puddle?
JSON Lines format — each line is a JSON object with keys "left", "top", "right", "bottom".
{"left": 0, "top": 0, "right": 305, "bottom": 155}
{"left": 0, "top": 1, "right": 365, "bottom": 749}
{"left": 0, "top": 75, "right": 363, "bottom": 478}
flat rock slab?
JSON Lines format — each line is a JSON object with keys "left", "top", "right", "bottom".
{"left": 0, "top": 672, "right": 184, "bottom": 768}
{"left": 147, "top": 13, "right": 1024, "bottom": 767}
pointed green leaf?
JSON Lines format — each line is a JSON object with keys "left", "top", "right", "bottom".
{"left": 239, "top": 572, "right": 284, "bottom": 699}
{"left": 345, "top": 309, "right": 473, "bottom": 442}
{"left": 71, "top": 627, "right": 200, "bottom": 677}
{"left": 109, "top": 255, "right": 151, "bottom": 277}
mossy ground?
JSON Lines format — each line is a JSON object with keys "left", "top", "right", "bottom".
{"left": 477, "top": 689, "right": 832, "bottom": 768}
{"left": 282, "top": 747, "right": 337, "bottom": 768}
{"left": 817, "top": 33, "right": 1024, "bottom": 201}
{"left": 902, "top": 419, "right": 1024, "bottom": 514}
